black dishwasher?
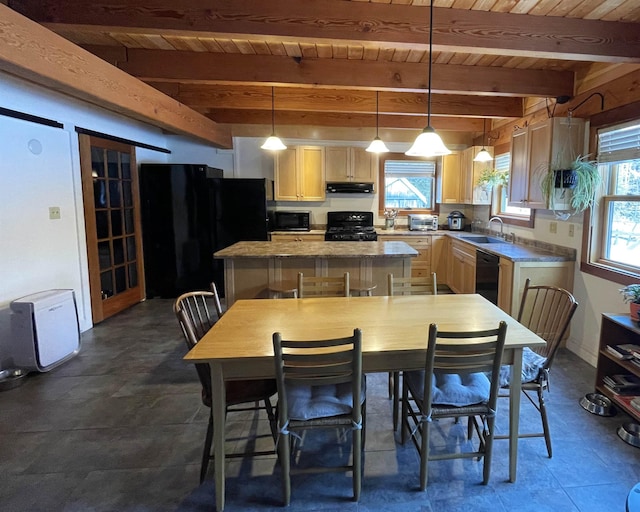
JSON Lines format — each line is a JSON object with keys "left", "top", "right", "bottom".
{"left": 475, "top": 249, "right": 499, "bottom": 304}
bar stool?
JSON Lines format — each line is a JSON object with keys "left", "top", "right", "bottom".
{"left": 350, "top": 279, "right": 377, "bottom": 297}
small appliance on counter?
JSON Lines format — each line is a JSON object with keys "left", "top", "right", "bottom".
{"left": 447, "top": 211, "right": 466, "bottom": 231}
{"left": 269, "top": 210, "right": 311, "bottom": 231}
{"left": 408, "top": 214, "right": 438, "bottom": 231}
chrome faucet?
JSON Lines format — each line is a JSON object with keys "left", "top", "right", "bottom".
{"left": 488, "top": 217, "right": 504, "bottom": 239}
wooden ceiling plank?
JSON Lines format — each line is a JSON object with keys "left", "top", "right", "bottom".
{"left": 108, "top": 48, "right": 574, "bottom": 98}
{"left": 0, "top": 5, "right": 231, "bottom": 147}
{"left": 18, "top": 0, "right": 640, "bottom": 63}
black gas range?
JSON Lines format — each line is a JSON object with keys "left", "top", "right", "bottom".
{"left": 324, "top": 211, "right": 378, "bottom": 241}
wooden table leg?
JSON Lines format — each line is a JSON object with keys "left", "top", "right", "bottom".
{"left": 210, "top": 362, "right": 226, "bottom": 510}
{"left": 508, "top": 347, "right": 523, "bottom": 483}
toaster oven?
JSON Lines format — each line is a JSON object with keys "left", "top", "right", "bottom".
{"left": 408, "top": 214, "right": 438, "bottom": 231}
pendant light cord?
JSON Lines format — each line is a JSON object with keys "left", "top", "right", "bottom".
{"left": 483, "top": 117, "right": 486, "bottom": 146}
{"left": 375, "top": 91, "right": 380, "bottom": 137}
{"left": 427, "top": 0, "right": 434, "bottom": 128}
{"left": 271, "top": 86, "right": 275, "bottom": 134}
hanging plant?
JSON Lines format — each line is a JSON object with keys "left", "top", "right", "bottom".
{"left": 541, "top": 155, "right": 602, "bottom": 214}
{"left": 476, "top": 168, "right": 509, "bottom": 188}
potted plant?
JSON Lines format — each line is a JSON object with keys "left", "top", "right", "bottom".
{"left": 476, "top": 168, "right": 509, "bottom": 189}
{"left": 541, "top": 155, "right": 602, "bottom": 214}
{"left": 620, "top": 284, "right": 640, "bottom": 321}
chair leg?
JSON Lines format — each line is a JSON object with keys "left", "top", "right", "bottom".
{"left": 400, "top": 380, "right": 409, "bottom": 445}
{"left": 277, "top": 431, "right": 291, "bottom": 506}
{"left": 201, "top": 414, "right": 214, "bottom": 484}
{"left": 388, "top": 371, "right": 393, "bottom": 399}
{"left": 392, "top": 371, "right": 401, "bottom": 431}
{"left": 482, "top": 415, "right": 496, "bottom": 485}
{"left": 353, "top": 425, "right": 362, "bottom": 501}
{"left": 538, "top": 386, "right": 553, "bottom": 458}
{"left": 419, "top": 414, "right": 430, "bottom": 491}
{"left": 263, "top": 397, "right": 277, "bottom": 442}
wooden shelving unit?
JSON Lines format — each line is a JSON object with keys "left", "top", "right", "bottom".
{"left": 595, "top": 313, "right": 640, "bottom": 421}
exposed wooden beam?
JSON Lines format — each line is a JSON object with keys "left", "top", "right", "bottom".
{"left": 0, "top": 5, "right": 231, "bottom": 148}
{"left": 203, "top": 109, "right": 484, "bottom": 131}
{"left": 85, "top": 46, "right": 574, "bottom": 98}
{"left": 148, "top": 84, "right": 524, "bottom": 118}
{"left": 13, "top": 0, "right": 640, "bottom": 62}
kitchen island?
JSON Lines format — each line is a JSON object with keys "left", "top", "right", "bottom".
{"left": 215, "top": 241, "right": 418, "bottom": 306}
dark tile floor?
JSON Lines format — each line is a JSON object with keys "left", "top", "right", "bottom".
{"left": 1, "top": 298, "right": 639, "bottom": 511}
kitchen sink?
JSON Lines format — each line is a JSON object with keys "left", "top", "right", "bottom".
{"left": 459, "top": 235, "right": 506, "bottom": 244}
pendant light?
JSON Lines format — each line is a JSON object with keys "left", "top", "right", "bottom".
{"left": 474, "top": 118, "right": 493, "bottom": 162}
{"left": 405, "top": 0, "right": 450, "bottom": 157}
{"left": 366, "top": 91, "right": 389, "bottom": 153}
{"left": 261, "top": 86, "right": 287, "bottom": 151}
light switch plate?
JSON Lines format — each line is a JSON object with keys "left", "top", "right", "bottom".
{"left": 49, "top": 207, "right": 61, "bottom": 220}
{"left": 549, "top": 222, "right": 557, "bottom": 234}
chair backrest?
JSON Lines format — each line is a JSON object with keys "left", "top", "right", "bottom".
{"left": 272, "top": 328, "right": 363, "bottom": 424}
{"left": 387, "top": 273, "right": 438, "bottom": 296}
{"left": 297, "top": 272, "right": 350, "bottom": 298}
{"left": 422, "top": 321, "right": 508, "bottom": 412}
{"left": 173, "top": 290, "right": 224, "bottom": 407}
{"left": 209, "top": 282, "right": 225, "bottom": 318}
{"left": 516, "top": 279, "right": 578, "bottom": 369}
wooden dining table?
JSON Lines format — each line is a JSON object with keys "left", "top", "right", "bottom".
{"left": 184, "top": 293, "right": 546, "bottom": 511}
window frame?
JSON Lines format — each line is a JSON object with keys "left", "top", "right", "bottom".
{"left": 581, "top": 101, "right": 640, "bottom": 286}
{"left": 377, "top": 152, "right": 440, "bottom": 216}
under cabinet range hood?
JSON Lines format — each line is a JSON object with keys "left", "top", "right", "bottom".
{"left": 326, "top": 182, "right": 374, "bottom": 194}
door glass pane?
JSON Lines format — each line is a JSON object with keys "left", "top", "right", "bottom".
{"left": 100, "top": 270, "right": 113, "bottom": 298}
{"left": 115, "top": 266, "right": 127, "bottom": 293}
{"left": 121, "top": 153, "right": 131, "bottom": 179}
{"left": 123, "top": 181, "right": 132, "bottom": 207}
{"left": 98, "top": 241, "right": 111, "bottom": 269}
{"left": 91, "top": 148, "right": 105, "bottom": 178}
{"left": 128, "top": 263, "right": 138, "bottom": 288}
{"left": 94, "top": 179, "right": 107, "bottom": 208}
{"left": 95, "top": 211, "right": 109, "bottom": 239}
{"left": 109, "top": 181, "right": 122, "bottom": 208}
{"left": 107, "top": 150, "right": 119, "bottom": 178}
{"left": 126, "top": 235, "right": 136, "bottom": 261}
{"left": 124, "top": 208, "right": 134, "bottom": 234}
{"left": 111, "top": 210, "right": 123, "bottom": 237}
{"left": 113, "top": 237, "right": 124, "bottom": 265}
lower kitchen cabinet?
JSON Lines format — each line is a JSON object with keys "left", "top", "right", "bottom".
{"left": 378, "top": 235, "right": 432, "bottom": 279}
{"left": 595, "top": 314, "right": 640, "bottom": 422}
{"left": 448, "top": 239, "right": 476, "bottom": 294}
{"left": 270, "top": 232, "right": 325, "bottom": 242}
{"left": 431, "top": 235, "right": 449, "bottom": 286}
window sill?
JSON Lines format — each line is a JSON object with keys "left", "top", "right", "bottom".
{"left": 580, "top": 260, "right": 640, "bottom": 286}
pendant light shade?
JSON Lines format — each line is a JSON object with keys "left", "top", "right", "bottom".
{"left": 474, "top": 118, "right": 493, "bottom": 162}
{"left": 366, "top": 91, "right": 389, "bottom": 153}
{"left": 406, "top": 0, "right": 450, "bottom": 157}
{"left": 261, "top": 87, "right": 286, "bottom": 151}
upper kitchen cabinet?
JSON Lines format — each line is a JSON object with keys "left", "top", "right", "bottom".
{"left": 325, "top": 146, "right": 376, "bottom": 183}
{"left": 461, "top": 146, "right": 494, "bottom": 205}
{"left": 440, "top": 147, "right": 494, "bottom": 205}
{"left": 508, "top": 117, "right": 585, "bottom": 209}
{"left": 275, "top": 146, "right": 326, "bottom": 201}
{"left": 440, "top": 152, "right": 463, "bottom": 204}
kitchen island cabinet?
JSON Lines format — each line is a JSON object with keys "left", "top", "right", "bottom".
{"left": 215, "top": 241, "right": 418, "bottom": 306}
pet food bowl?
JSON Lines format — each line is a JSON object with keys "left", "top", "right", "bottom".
{"left": 618, "top": 423, "right": 640, "bottom": 448}
{"left": 579, "top": 393, "right": 616, "bottom": 416}
{"left": 0, "top": 368, "right": 28, "bottom": 392}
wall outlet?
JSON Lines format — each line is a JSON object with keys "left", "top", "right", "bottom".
{"left": 569, "top": 224, "right": 575, "bottom": 237}
{"left": 549, "top": 221, "right": 557, "bottom": 234}
{"left": 49, "top": 206, "right": 61, "bottom": 220}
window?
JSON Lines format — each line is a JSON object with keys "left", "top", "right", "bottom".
{"left": 378, "top": 153, "right": 436, "bottom": 213}
{"left": 491, "top": 152, "right": 534, "bottom": 226}
{"left": 588, "top": 120, "right": 640, "bottom": 276}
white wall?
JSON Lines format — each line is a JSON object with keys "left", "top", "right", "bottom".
{"left": 0, "top": 72, "right": 219, "bottom": 370}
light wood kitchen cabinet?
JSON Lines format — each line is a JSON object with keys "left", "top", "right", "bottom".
{"left": 461, "top": 146, "right": 494, "bottom": 205}
{"left": 448, "top": 239, "right": 476, "bottom": 294}
{"left": 431, "top": 235, "right": 449, "bottom": 285}
{"left": 275, "top": 146, "right": 326, "bottom": 201}
{"left": 378, "top": 235, "right": 433, "bottom": 279}
{"left": 325, "top": 146, "right": 376, "bottom": 183}
{"left": 270, "top": 233, "right": 325, "bottom": 242}
{"left": 508, "top": 117, "right": 585, "bottom": 209}
{"left": 440, "top": 152, "right": 463, "bottom": 204}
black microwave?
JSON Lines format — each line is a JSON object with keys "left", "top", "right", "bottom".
{"left": 269, "top": 210, "right": 311, "bottom": 231}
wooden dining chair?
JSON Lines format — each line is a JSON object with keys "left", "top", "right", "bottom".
{"left": 174, "top": 289, "right": 277, "bottom": 483}
{"left": 401, "top": 321, "right": 507, "bottom": 490}
{"left": 497, "top": 279, "right": 578, "bottom": 457}
{"left": 272, "top": 328, "right": 365, "bottom": 505}
{"left": 387, "top": 272, "right": 438, "bottom": 431}
{"left": 297, "top": 272, "right": 350, "bottom": 298}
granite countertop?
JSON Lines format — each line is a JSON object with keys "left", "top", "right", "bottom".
{"left": 214, "top": 241, "right": 419, "bottom": 259}
{"left": 446, "top": 233, "right": 575, "bottom": 262}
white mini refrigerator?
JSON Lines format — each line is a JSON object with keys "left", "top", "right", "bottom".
{"left": 10, "top": 289, "right": 81, "bottom": 372}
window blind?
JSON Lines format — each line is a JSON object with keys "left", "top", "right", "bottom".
{"left": 384, "top": 160, "right": 435, "bottom": 176}
{"left": 494, "top": 153, "right": 510, "bottom": 172}
{"left": 598, "top": 120, "right": 640, "bottom": 163}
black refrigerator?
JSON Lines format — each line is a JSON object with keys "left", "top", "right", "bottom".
{"left": 139, "top": 163, "right": 273, "bottom": 298}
